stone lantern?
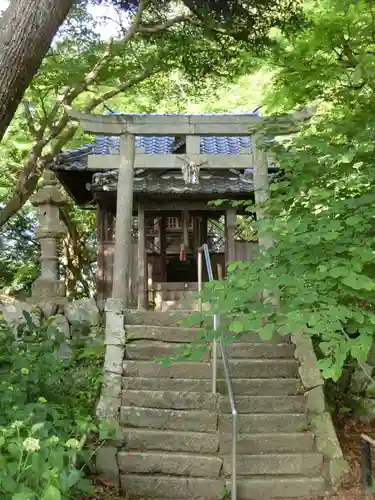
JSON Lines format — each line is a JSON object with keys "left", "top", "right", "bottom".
{"left": 30, "top": 170, "right": 68, "bottom": 308}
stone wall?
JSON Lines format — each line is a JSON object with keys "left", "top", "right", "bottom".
{"left": 348, "top": 346, "right": 375, "bottom": 422}
{"left": 0, "top": 297, "right": 102, "bottom": 352}
{"left": 291, "top": 332, "right": 349, "bottom": 485}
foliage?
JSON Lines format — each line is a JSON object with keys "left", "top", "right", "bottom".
{"left": 173, "top": 0, "right": 375, "bottom": 384}
{"left": 102, "top": 0, "right": 305, "bottom": 46}
{"left": 0, "top": 311, "right": 105, "bottom": 499}
{"left": 0, "top": 0, "right": 268, "bottom": 298}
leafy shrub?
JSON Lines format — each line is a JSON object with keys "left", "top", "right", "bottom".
{"left": 0, "top": 311, "right": 104, "bottom": 499}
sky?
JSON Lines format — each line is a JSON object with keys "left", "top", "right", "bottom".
{"left": 0, "top": 1, "right": 119, "bottom": 39}
{"left": 0, "top": 0, "right": 8, "bottom": 12}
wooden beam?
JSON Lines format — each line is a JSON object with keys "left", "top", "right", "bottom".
{"left": 142, "top": 201, "right": 230, "bottom": 211}
{"left": 160, "top": 216, "right": 167, "bottom": 282}
{"left": 111, "top": 134, "right": 136, "bottom": 305}
{"left": 67, "top": 108, "right": 315, "bottom": 136}
{"left": 137, "top": 203, "right": 146, "bottom": 310}
{"left": 87, "top": 153, "right": 253, "bottom": 171}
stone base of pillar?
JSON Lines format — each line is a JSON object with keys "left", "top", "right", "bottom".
{"left": 31, "top": 279, "right": 66, "bottom": 301}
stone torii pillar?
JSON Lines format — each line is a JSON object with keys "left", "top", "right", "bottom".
{"left": 68, "top": 112, "right": 137, "bottom": 444}
{"left": 111, "top": 134, "right": 136, "bottom": 306}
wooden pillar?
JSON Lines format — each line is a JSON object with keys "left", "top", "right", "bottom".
{"left": 182, "top": 210, "right": 189, "bottom": 247}
{"left": 192, "top": 216, "right": 199, "bottom": 253}
{"left": 225, "top": 208, "right": 236, "bottom": 266}
{"left": 137, "top": 203, "right": 146, "bottom": 309}
{"left": 104, "top": 211, "right": 115, "bottom": 300}
{"left": 160, "top": 216, "right": 167, "bottom": 282}
{"left": 96, "top": 205, "right": 105, "bottom": 303}
{"left": 201, "top": 216, "right": 208, "bottom": 245}
{"left": 111, "top": 134, "right": 135, "bottom": 306}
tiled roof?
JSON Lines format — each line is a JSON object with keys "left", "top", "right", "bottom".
{"left": 53, "top": 135, "right": 252, "bottom": 171}
{"left": 88, "top": 169, "right": 263, "bottom": 196}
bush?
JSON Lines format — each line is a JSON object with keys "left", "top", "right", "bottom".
{"left": 0, "top": 311, "right": 104, "bottom": 500}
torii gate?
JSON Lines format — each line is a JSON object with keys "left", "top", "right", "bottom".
{"left": 68, "top": 110, "right": 313, "bottom": 308}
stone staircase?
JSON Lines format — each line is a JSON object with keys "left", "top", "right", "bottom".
{"left": 119, "top": 308, "right": 327, "bottom": 499}
{"left": 154, "top": 282, "right": 200, "bottom": 311}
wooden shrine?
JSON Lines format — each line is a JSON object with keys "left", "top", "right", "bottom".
{"left": 51, "top": 111, "right": 312, "bottom": 309}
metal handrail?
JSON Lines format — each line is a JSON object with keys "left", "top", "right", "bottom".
{"left": 197, "top": 243, "right": 237, "bottom": 500}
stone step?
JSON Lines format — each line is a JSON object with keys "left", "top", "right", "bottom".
{"left": 223, "top": 453, "right": 323, "bottom": 476}
{"left": 122, "top": 390, "right": 217, "bottom": 410}
{"left": 126, "top": 325, "right": 203, "bottom": 343}
{"left": 124, "top": 311, "right": 290, "bottom": 342}
{"left": 125, "top": 310, "right": 200, "bottom": 327}
{"left": 228, "top": 476, "right": 326, "bottom": 499}
{"left": 122, "top": 377, "right": 302, "bottom": 395}
{"left": 219, "top": 432, "right": 315, "bottom": 454}
{"left": 125, "top": 340, "right": 209, "bottom": 361}
{"left": 123, "top": 360, "right": 211, "bottom": 379}
{"left": 221, "top": 342, "right": 294, "bottom": 358}
{"left": 125, "top": 339, "right": 294, "bottom": 360}
{"left": 120, "top": 475, "right": 224, "bottom": 499}
{"left": 123, "top": 428, "right": 219, "bottom": 453}
{"left": 154, "top": 282, "right": 198, "bottom": 291}
{"left": 220, "top": 395, "right": 305, "bottom": 414}
{"left": 122, "top": 359, "right": 298, "bottom": 379}
{"left": 163, "top": 290, "right": 198, "bottom": 300}
{"left": 120, "top": 474, "right": 325, "bottom": 499}
{"left": 120, "top": 407, "right": 217, "bottom": 432}
{"left": 219, "top": 413, "right": 307, "bottom": 433}
{"left": 224, "top": 378, "right": 302, "bottom": 395}
{"left": 118, "top": 451, "right": 222, "bottom": 477}
{"left": 161, "top": 300, "right": 201, "bottom": 312}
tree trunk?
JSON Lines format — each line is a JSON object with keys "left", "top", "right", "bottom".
{"left": 0, "top": 0, "right": 74, "bottom": 142}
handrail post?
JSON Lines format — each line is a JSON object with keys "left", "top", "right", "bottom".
{"left": 198, "top": 249, "right": 202, "bottom": 312}
{"left": 197, "top": 243, "right": 236, "bottom": 499}
{"left": 212, "top": 315, "right": 218, "bottom": 394}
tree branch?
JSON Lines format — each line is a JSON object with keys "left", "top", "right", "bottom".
{"left": 85, "top": 64, "right": 164, "bottom": 109}
{"left": 22, "top": 100, "right": 39, "bottom": 138}
{"left": 0, "top": 0, "right": 170, "bottom": 228}
{"left": 138, "top": 14, "right": 193, "bottom": 33}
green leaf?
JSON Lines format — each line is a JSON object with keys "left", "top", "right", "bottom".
{"left": 342, "top": 273, "right": 375, "bottom": 291}
{"left": 12, "top": 492, "right": 36, "bottom": 500}
{"left": 7, "top": 443, "right": 21, "bottom": 459}
{"left": 328, "top": 266, "right": 347, "bottom": 278}
{"left": 259, "top": 323, "right": 275, "bottom": 341}
{"left": 229, "top": 321, "right": 244, "bottom": 334}
{"left": 30, "top": 422, "right": 45, "bottom": 435}
{"left": 345, "top": 215, "right": 362, "bottom": 226}
{"left": 67, "top": 469, "right": 82, "bottom": 488}
{"left": 350, "top": 334, "right": 373, "bottom": 362}
{"left": 322, "top": 231, "right": 339, "bottom": 241}
{"left": 227, "top": 262, "right": 239, "bottom": 272}
{"left": 42, "top": 485, "right": 61, "bottom": 500}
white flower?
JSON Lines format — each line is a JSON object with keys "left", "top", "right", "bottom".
{"left": 23, "top": 437, "right": 40, "bottom": 452}
{"left": 65, "top": 438, "right": 80, "bottom": 449}
{"left": 11, "top": 421, "right": 23, "bottom": 429}
{"left": 49, "top": 436, "right": 59, "bottom": 445}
